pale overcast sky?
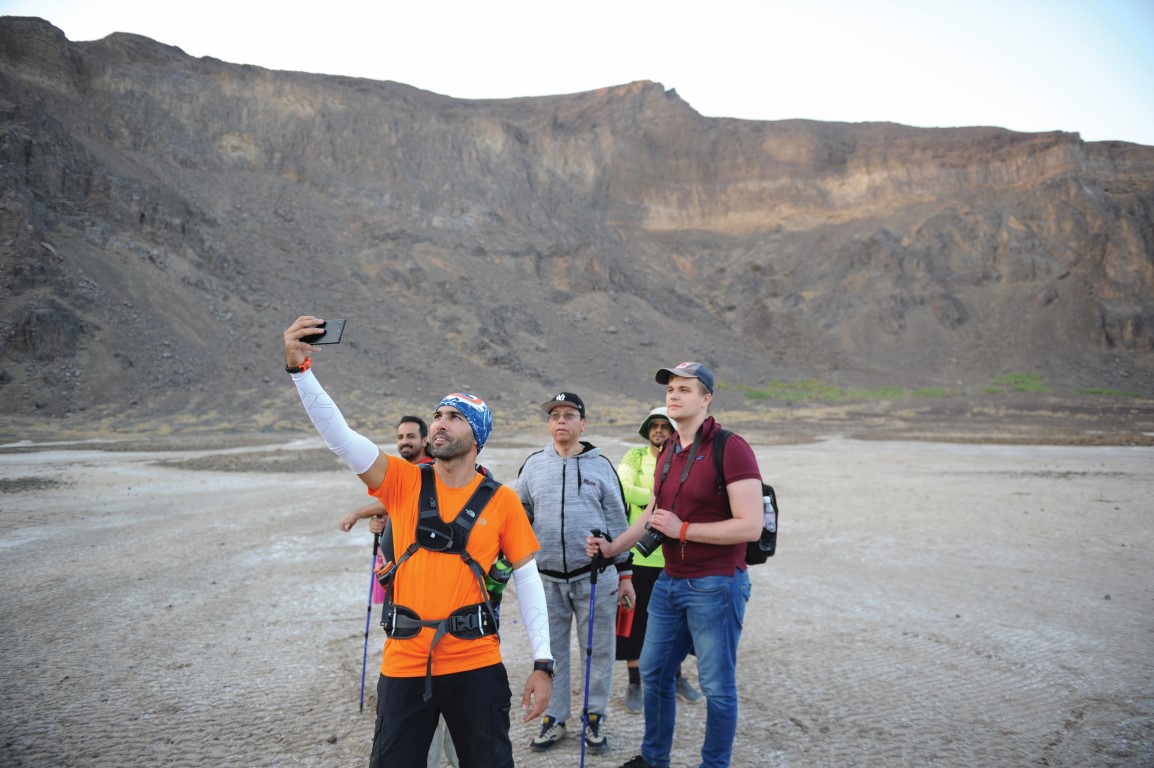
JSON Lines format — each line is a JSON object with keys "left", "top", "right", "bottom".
{"left": 4, "top": 0, "right": 1153, "bottom": 146}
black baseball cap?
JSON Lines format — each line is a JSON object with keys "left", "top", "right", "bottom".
{"left": 541, "top": 391, "right": 586, "bottom": 418}
{"left": 655, "top": 362, "right": 715, "bottom": 394}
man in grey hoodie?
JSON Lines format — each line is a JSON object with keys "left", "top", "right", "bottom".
{"left": 516, "top": 392, "right": 635, "bottom": 756}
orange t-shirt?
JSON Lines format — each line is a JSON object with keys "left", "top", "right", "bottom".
{"left": 370, "top": 456, "right": 539, "bottom": 677}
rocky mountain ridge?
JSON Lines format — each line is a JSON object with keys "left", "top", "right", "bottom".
{"left": 1, "top": 16, "right": 1152, "bottom": 436}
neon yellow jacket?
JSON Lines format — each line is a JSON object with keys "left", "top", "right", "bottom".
{"left": 617, "top": 445, "right": 666, "bottom": 568}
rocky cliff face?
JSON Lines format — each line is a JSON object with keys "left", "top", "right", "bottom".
{"left": 1, "top": 17, "right": 1152, "bottom": 433}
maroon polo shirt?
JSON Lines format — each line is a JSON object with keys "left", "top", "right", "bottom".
{"left": 655, "top": 416, "right": 761, "bottom": 578}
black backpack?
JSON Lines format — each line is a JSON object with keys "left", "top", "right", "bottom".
{"left": 712, "top": 429, "right": 778, "bottom": 564}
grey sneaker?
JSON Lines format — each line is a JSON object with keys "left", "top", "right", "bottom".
{"left": 531, "top": 716, "right": 566, "bottom": 752}
{"left": 625, "top": 682, "right": 642, "bottom": 713}
{"left": 584, "top": 712, "right": 608, "bottom": 755}
{"left": 675, "top": 675, "right": 702, "bottom": 703}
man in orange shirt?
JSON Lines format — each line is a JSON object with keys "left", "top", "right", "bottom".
{"left": 338, "top": 415, "right": 463, "bottom": 768}
{"left": 284, "top": 316, "right": 554, "bottom": 768}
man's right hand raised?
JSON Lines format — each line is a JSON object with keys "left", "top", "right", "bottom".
{"left": 284, "top": 315, "right": 326, "bottom": 369}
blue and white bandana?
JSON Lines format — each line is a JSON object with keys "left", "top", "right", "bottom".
{"left": 436, "top": 392, "right": 493, "bottom": 452}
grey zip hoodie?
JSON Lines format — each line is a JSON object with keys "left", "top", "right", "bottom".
{"left": 515, "top": 441, "right": 631, "bottom": 580}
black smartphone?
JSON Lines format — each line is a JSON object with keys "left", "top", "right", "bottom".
{"left": 301, "top": 319, "right": 346, "bottom": 345}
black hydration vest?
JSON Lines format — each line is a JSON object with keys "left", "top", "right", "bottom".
{"left": 378, "top": 464, "right": 501, "bottom": 700}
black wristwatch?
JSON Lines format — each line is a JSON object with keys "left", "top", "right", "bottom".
{"left": 533, "top": 659, "right": 555, "bottom": 678}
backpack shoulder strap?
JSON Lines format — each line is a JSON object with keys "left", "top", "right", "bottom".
{"left": 418, "top": 462, "right": 438, "bottom": 518}
{"left": 712, "top": 428, "right": 732, "bottom": 493}
{"left": 418, "top": 463, "right": 499, "bottom": 546}
{"left": 381, "top": 517, "right": 395, "bottom": 563}
{"left": 453, "top": 474, "right": 500, "bottom": 541}
{"left": 419, "top": 463, "right": 499, "bottom": 588}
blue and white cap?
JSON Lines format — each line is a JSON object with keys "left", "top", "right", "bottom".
{"left": 436, "top": 392, "right": 493, "bottom": 452}
{"left": 655, "top": 361, "right": 715, "bottom": 394}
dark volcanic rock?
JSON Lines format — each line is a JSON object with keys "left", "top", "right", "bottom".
{"left": 1, "top": 16, "right": 1152, "bottom": 432}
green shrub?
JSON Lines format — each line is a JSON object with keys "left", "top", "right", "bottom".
{"left": 745, "top": 379, "right": 844, "bottom": 402}
{"left": 1075, "top": 387, "right": 1141, "bottom": 398}
{"left": 990, "top": 373, "right": 1048, "bottom": 393}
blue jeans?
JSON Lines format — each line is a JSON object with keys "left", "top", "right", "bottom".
{"left": 639, "top": 568, "right": 751, "bottom": 768}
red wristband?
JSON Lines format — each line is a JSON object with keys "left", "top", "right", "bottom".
{"left": 679, "top": 521, "right": 690, "bottom": 543}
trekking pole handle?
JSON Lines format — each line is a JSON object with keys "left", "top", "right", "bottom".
{"left": 589, "top": 528, "right": 611, "bottom": 580}
{"left": 589, "top": 528, "right": 605, "bottom": 558}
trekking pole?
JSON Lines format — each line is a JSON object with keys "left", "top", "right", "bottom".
{"left": 359, "top": 531, "right": 381, "bottom": 713}
{"left": 580, "top": 529, "right": 606, "bottom": 768}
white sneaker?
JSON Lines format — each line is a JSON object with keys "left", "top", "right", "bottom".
{"left": 530, "top": 716, "right": 566, "bottom": 752}
{"left": 585, "top": 712, "right": 608, "bottom": 754}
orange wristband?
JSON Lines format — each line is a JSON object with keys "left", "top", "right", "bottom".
{"left": 286, "top": 357, "right": 312, "bottom": 374}
{"left": 679, "top": 521, "right": 690, "bottom": 543}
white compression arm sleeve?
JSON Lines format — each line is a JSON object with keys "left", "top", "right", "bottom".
{"left": 291, "top": 369, "right": 379, "bottom": 474}
{"left": 512, "top": 559, "right": 552, "bottom": 662}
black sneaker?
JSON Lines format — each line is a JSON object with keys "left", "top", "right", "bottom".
{"left": 619, "top": 756, "right": 655, "bottom": 768}
{"left": 530, "top": 716, "right": 565, "bottom": 752}
{"left": 584, "top": 712, "right": 608, "bottom": 755}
